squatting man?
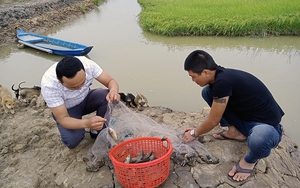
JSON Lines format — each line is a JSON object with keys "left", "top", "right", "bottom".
{"left": 41, "top": 56, "right": 120, "bottom": 149}
{"left": 182, "top": 50, "right": 284, "bottom": 182}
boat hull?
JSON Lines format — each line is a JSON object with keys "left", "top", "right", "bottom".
{"left": 17, "top": 29, "right": 93, "bottom": 56}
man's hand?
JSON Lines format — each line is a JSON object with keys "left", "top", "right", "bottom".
{"left": 182, "top": 128, "right": 196, "bottom": 143}
{"left": 89, "top": 116, "right": 106, "bottom": 130}
{"left": 106, "top": 90, "right": 120, "bottom": 103}
{"left": 96, "top": 71, "right": 120, "bottom": 103}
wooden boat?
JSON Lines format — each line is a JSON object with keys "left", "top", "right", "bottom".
{"left": 16, "top": 29, "right": 93, "bottom": 56}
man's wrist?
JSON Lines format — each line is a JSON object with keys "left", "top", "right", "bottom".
{"left": 190, "top": 129, "right": 197, "bottom": 137}
{"left": 110, "top": 89, "right": 118, "bottom": 93}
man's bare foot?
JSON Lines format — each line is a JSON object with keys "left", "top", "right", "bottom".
{"left": 228, "top": 158, "right": 258, "bottom": 182}
{"left": 213, "top": 126, "right": 246, "bottom": 141}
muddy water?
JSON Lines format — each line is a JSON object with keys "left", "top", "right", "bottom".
{"left": 0, "top": 0, "right": 300, "bottom": 145}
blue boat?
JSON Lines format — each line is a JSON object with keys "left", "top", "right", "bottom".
{"left": 16, "top": 29, "right": 93, "bottom": 56}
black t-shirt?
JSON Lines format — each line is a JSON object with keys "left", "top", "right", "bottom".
{"left": 209, "top": 66, "right": 284, "bottom": 126}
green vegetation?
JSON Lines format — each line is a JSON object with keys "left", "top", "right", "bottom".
{"left": 81, "top": 4, "right": 86, "bottom": 13}
{"left": 92, "top": 0, "right": 101, "bottom": 6}
{"left": 137, "top": 0, "right": 300, "bottom": 36}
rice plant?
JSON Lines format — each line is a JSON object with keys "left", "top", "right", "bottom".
{"left": 137, "top": 0, "right": 300, "bottom": 37}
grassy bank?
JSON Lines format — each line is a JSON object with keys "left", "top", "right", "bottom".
{"left": 137, "top": 0, "right": 300, "bottom": 37}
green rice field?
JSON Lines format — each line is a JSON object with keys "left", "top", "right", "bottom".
{"left": 137, "top": 0, "right": 300, "bottom": 36}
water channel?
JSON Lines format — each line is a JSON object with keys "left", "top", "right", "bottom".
{"left": 0, "top": 0, "right": 300, "bottom": 145}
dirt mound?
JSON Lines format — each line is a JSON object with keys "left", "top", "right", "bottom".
{"left": 0, "top": 0, "right": 99, "bottom": 46}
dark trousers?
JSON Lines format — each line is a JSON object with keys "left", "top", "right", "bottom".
{"left": 54, "top": 88, "right": 109, "bottom": 148}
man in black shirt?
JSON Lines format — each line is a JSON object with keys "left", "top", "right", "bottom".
{"left": 182, "top": 50, "right": 284, "bottom": 182}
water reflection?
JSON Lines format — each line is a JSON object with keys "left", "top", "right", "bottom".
{"left": 143, "top": 31, "right": 300, "bottom": 63}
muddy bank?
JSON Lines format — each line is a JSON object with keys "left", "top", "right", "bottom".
{"left": 0, "top": 0, "right": 100, "bottom": 46}
{"left": 0, "top": 101, "right": 300, "bottom": 188}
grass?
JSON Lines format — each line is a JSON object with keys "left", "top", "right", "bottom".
{"left": 81, "top": 4, "right": 86, "bottom": 13}
{"left": 137, "top": 0, "right": 300, "bottom": 36}
{"left": 93, "top": 0, "right": 101, "bottom": 6}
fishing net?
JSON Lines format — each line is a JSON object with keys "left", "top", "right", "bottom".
{"left": 85, "top": 101, "right": 218, "bottom": 171}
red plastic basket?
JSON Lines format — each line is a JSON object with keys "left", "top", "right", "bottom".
{"left": 109, "top": 137, "right": 173, "bottom": 188}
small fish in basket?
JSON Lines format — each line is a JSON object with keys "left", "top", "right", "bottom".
{"left": 123, "top": 150, "right": 157, "bottom": 164}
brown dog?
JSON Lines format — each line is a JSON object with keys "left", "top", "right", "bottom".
{"left": 0, "top": 84, "right": 15, "bottom": 114}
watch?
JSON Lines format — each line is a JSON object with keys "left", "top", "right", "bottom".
{"left": 190, "top": 129, "right": 197, "bottom": 137}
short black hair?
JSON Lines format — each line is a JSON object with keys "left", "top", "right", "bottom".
{"left": 56, "top": 56, "right": 85, "bottom": 83}
{"left": 184, "top": 50, "right": 218, "bottom": 74}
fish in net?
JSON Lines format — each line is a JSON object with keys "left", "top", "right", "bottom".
{"left": 84, "top": 101, "right": 218, "bottom": 171}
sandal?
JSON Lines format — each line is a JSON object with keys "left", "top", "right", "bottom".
{"left": 213, "top": 130, "right": 246, "bottom": 142}
{"left": 228, "top": 160, "right": 258, "bottom": 182}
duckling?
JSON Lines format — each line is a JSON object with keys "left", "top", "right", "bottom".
{"left": 134, "top": 92, "right": 149, "bottom": 110}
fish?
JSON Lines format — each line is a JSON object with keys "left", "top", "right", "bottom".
{"left": 123, "top": 150, "right": 158, "bottom": 164}
{"left": 134, "top": 150, "right": 145, "bottom": 163}
{"left": 130, "top": 157, "right": 137, "bottom": 163}
{"left": 108, "top": 127, "right": 118, "bottom": 143}
{"left": 184, "top": 152, "right": 197, "bottom": 167}
{"left": 205, "top": 154, "right": 219, "bottom": 164}
{"left": 83, "top": 156, "right": 105, "bottom": 172}
{"left": 142, "top": 151, "right": 153, "bottom": 162}
{"left": 171, "top": 152, "right": 186, "bottom": 166}
{"left": 149, "top": 153, "right": 157, "bottom": 161}
{"left": 124, "top": 154, "right": 131, "bottom": 164}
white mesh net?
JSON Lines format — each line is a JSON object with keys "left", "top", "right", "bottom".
{"left": 85, "top": 101, "right": 218, "bottom": 171}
